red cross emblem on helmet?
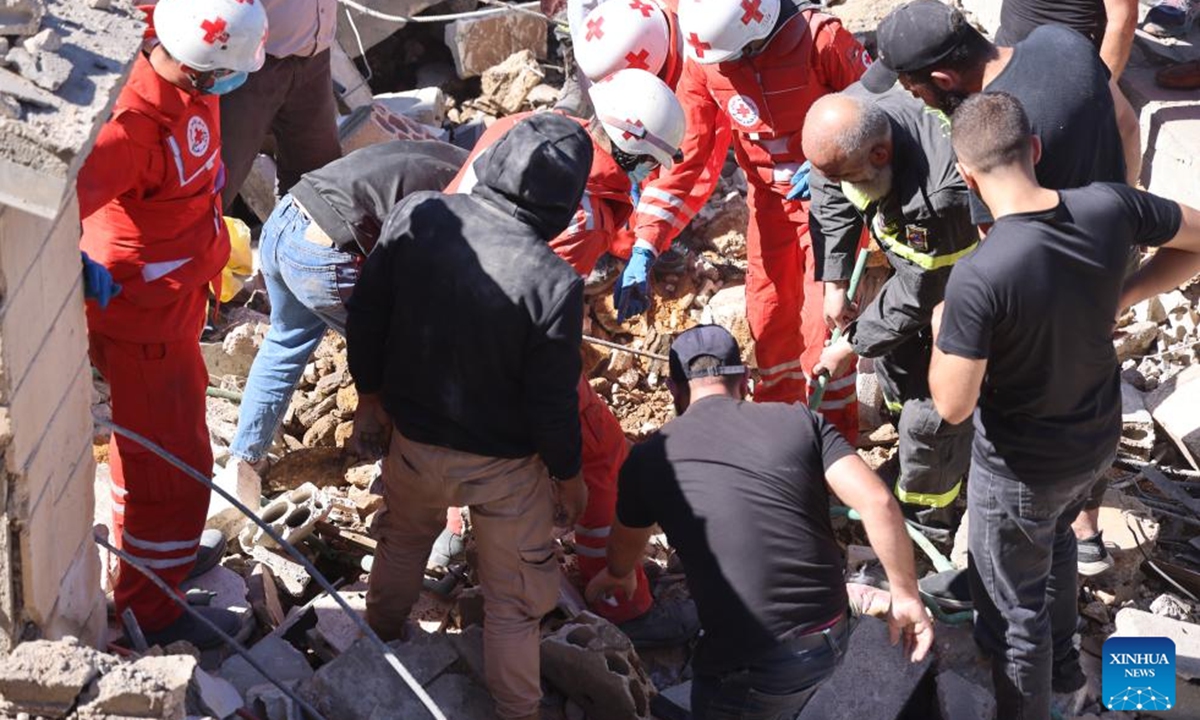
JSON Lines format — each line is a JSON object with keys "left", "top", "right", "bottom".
{"left": 585, "top": 16, "right": 605, "bottom": 41}
{"left": 740, "top": 0, "right": 764, "bottom": 25}
{"left": 629, "top": 0, "right": 655, "bottom": 17}
{"left": 620, "top": 118, "right": 645, "bottom": 141}
{"left": 200, "top": 16, "right": 230, "bottom": 44}
{"left": 687, "top": 32, "right": 711, "bottom": 58}
{"left": 624, "top": 49, "right": 651, "bottom": 70}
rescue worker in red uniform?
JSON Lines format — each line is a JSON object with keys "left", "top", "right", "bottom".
{"left": 634, "top": 0, "right": 871, "bottom": 441}
{"left": 76, "top": 0, "right": 267, "bottom": 648}
{"left": 573, "top": 0, "right": 732, "bottom": 317}
{"left": 445, "top": 70, "right": 699, "bottom": 647}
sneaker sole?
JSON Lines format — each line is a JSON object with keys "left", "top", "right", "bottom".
{"left": 1077, "top": 557, "right": 1114, "bottom": 577}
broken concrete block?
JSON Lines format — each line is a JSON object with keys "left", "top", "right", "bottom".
{"left": 4, "top": 46, "right": 72, "bottom": 92}
{"left": 424, "top": 673, "right": 499, "bottom": 720}
{"left": 238, "top": 482, "right": 331, "bottom": 553}
{"left": 181, "top": 566, "right": 253, "bottom": 628}
{"left": 309, "top": 630, "right": 461, "bottom": 719}
{"left": 701, "top": 285, "right": 755, "bottom": 366}
{"left": 310, "top": 590, "right": 367, "bottom": 658}
{"left": 444, "top": 11, "right": 548, "bottom": 79}
{"left": 527, "top": 83, "right": 560, "bottom": 108}
{"left": 219, "top": 636, "right": 313, "bottom": 697}
{"left": 374, "top": 87, "right": 446, "bottom": 127}
{"left": 201, "top": 319, "right": 268, "bottom": 382}
{"left": 1149, "top": 593, "right": 1194, "bottom": 621}
{"left": 936, "top": 669, "right": 996, "bottom": 720}
{"left": 799, "top": 616, "right": 933, "bottom": 720}
{"left": 476, "top": 49, "right": 545, "bottom": 115}
{"left": 1148, "top": 364, "right": 1200, "bottom": 469}
{"left": 22, "top": 28, "right": 61, "bottom": 54}
{"left": 249, "top": 546, "right": 313, "bottom": 599}
{"left": 81, "top": 654, "right": 197, "bottom": 719}
{"left": 540, "top": 612, "right": 654, "bottom": 720}
{"left": 338, "top": 102, "right": 439, "bottom": 154}
{"left": 1114, "top": 321, "right": 1159, "bottom": 362}
{"left": 0, "top": 638, "right": 112, "bottom": 718}
{"left": 247, "top": 682, "right": 303, "bottom": 720}
{"left": 329, "top": 40, "right": 373, "bottom": 111}
{"left": 192, "top": 668, "right": 244, "bottom": 719}
{"left": 0, "top": 0, "right": 45, "bottom": 36}
{"left": 1120, "top": 381, "right": 1155, "bottom": 460}
{"left": 207, "top": 459, "right": 263, "bottom": 537}
{"left": 1132, "top": 295, "right": 1168, "bottom": 325}
{"left": 240, "top": 153, "right": 278, "bottom": 222}
{"left": 1114, "top": 608, "right": 1200, "bottom": 679}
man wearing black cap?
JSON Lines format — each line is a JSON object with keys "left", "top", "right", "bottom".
{"left": 865, "top": 0, "right": 1138, "bottom": 575}
{"left": 585, "top": 325, "right": 931, "bottom": 719}
{"left": 863, "top": 0, "right": 1139, "bottom": 205}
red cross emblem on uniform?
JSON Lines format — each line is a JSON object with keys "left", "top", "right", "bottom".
{"left": 585, "top": 16, "right": 605, "bottom": 41}
{"left": 687, "top": 32, "right": 711, "bottom": 58}
{"left": 625, "top": 49, "right": 651, "bottom": 70}
{"left": 629, "top": 0, "right": 655, "bottom": 17}
{"left": 740, "top": 0, "right": 764, "bottom": 24}
{"left": 620, "top": 118, "right": 644, "bottom": 141}
{"left": 200, "top": 17, "right": 229, "bottom": 44}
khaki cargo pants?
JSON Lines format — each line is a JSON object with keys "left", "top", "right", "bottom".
{"left": 366, "top": 432, "right": 560, "bottom": 719}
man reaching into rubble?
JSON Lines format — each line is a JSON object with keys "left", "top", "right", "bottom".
{"left": 931, "top": 92, "right": 1200, "bottom": 719}
{"left": 76, "top": 0, "right": 267, "bottom": 648}
{"left": 804, "top": 88, "right": 975, "bottom": 544}
{"left": 443, "top": 70, "right": 701, "bottom": 649}
{"left": 347, "top": 114, "right": 593, "bottom": 720}
{"left": 220, "top": 140, "right": 467, "bottom": 490}
{"left": 587, "top": 324, "right": 931, "bottom": 719}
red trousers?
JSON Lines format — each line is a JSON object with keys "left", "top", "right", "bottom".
{"left": 574, "top": 375, "right": 653, "bottom": 624}
{"left": 745, "top": 184, "right": 858, "bottom": 444}
{"left": 90, "top": 328, "right": 213, "bottom": 632}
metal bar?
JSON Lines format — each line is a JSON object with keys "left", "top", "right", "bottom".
{"left": 810, "top": 247, "right": 870, "bottom": 410}
{"left": 1141, "top": 466, "right": 1200, "bottom": 519}
{"left": 95, "top": 530, "right": 331, "bottom": 720}
{"left": 584, "top": 335, "right": 670, "bottom": 362}
{"left": 92, "top": 416, "right": 447, "bottom": 720}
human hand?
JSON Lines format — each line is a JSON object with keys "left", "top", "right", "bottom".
{"left": 887, "top": 594, "right": 934, "bottom": 663}
{"left": 823, "top": 281, "right": 857, "bottom": 329}
{"left": 614, "top": 246, "right": 656, "bottom": 322}
{"left": 349, "top": 393, "right": 392, "bottom": 460}
{"left": 585, "top": 566, "right": 639, "bottom": 605}
{"left": 786, "top": 160, "right": 812, "bottom": 201}
{"left": 552, "top": 473, "right": 588, "bottom": 528}
{"left": 813, "top": 336, "right": 855, "bottom": 380}
{"left": 81, "top": 252, "right": 121, "bottom": 309}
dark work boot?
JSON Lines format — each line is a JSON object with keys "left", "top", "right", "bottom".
{"left": 141, "top": 606, "right": 242, "bottom": 650}
{"left": 185, "top": 529, "right": 227, "bottom": 581}
{"left": 617, "top": 599, "right": 701, "bottom": 650}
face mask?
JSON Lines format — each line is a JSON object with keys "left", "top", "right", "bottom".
{"left": 628, "top": 162, "right": 654, "bottom": 186}
{"left": 204, "top": 70, "right": 248, "bottom": 96}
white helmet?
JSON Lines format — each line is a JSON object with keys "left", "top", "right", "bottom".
{"left": 678, "top": 0, "right": 779, "bottom": 64}
{"left": 154, "top": 0, "right": 268, "bottom": 72}
{"left": 575, "top": 0, "right": 671, "bottom": 81}
{"left": 588, "top": 69, "right": 685, "bottom": 168}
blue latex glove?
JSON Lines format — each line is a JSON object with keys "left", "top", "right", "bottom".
{"left": 786, "top": 160, "right": 812, "bottom": 200}
{"left": 81, "top": 252, "right": 121, "bottom": 309}
{"left": 614, "top": 246, "right": 655, "bottom": 322}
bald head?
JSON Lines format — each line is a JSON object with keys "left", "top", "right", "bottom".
{"left": 802, "top": 93, "right": 892, "bottom": 180}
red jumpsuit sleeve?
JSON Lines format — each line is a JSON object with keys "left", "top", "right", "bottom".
{"left": 550, "top": 190, "right": 630, "bottom": 276}
{"left": 631, "top": 62, "right": 729, "bottom": 251}
{"left": 812, "top": 16, "right": 871, "bottom": 91}
{"left": 76, "top": 116, "right": 147, "bottom": 220}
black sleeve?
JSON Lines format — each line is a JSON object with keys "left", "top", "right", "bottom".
{"left": 850, "top": 267, "right": 950, "bottom": 358}
{"left": 616, "top": 442, "right": 660, "bottom": 529}
{"left": 935, "top": 262, "right": 996, "bottom": 360}
{"left": 814, "top": 412, "right": 856, "bottom": 472}
{"left": 346, "top": 224, "right": 399, "bottom": 395}
{"left": 809, "top": 170, "right": 865, "bottom": 282}
{"left": 1103, "top": 183, "right": 1184, "bottom": 247}
{"left": 522, "top": 278, "right": 585, "bottom": 479}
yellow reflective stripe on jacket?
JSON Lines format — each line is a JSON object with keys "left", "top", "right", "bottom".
{"left": 877, "top": 231, "right": 978, "bottom": 271}
{"left": 895, "top": 479, "right": 963, "bottom": 508}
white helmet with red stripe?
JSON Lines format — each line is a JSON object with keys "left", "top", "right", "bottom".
{"left": 154, "top": 0, "right": 268, "bottom": 72}
{"left": 678, "top": 0, "right": 779, "bottom": 64}
{"left": 574, "top": 0, "right": 671, "bottom": 81}
{"left": 588, "top": 68, "right": 685, "bottom": 168}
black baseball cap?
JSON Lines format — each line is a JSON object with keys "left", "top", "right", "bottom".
{"left": 668, "top": 325, "right": 747, "bottom": 385}
{"left": 861, "top": 0, "right": 983, "bottom": 93}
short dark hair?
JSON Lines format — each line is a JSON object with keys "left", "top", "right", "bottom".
{"left": 903, "top": 31, "right": 993, "bottom": 85}
{"left": 950, "top": 91, "right": 1033, "bottom": 172}
{"left": 688, "top": 355, "right": 742, "bottom": 390}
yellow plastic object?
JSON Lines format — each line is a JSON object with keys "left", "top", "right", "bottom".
{"left": 220, "top": 216, "right": 254, "bottom": 303}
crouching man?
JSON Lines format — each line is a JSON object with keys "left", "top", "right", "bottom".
{"left": 587, "top": 325, "right": 932, "bottom": 720}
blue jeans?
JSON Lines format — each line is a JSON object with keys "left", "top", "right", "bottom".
{"left": 691, "top": 618, "right": 852, "bottom": 720}
{"left": 229, "top": 196, "right": 359, "bottom": 463}
{"left": 967, "top": 454, "right": 1114, "bottom": 720}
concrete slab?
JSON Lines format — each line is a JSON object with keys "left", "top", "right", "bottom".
{"left": 1147, "top": 365, "right": 1200, "bottom": 470}
{"left": 1121, "top": 52, "right": 1200, "bottom": 210}
{"left": 1114, "top": 608, "right": 1200, "bottom": 680}
{"left": 444, "top": 10, "right": 548, "bottom": 79}
{"left": 335, "top": 0, "right": 444, "bottom": 59}
{"left": 218, "top": 635, "right": 314, "bottom": 697}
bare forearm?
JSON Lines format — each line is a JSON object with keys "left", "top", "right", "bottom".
{"left": 606, "top": 523, "right": 653, "bottom": 578}
{"left": 1121, "top": 248, "right": 1200, "bottom": 309}
{"left": 857, "top": 496, "right": 921, "bottom": 600}
{"left": 1100, "top": 0, "right": 1138, "bottom": 79}
{"left": 1111, "top": 81, "right": 1142, "bottom": 185}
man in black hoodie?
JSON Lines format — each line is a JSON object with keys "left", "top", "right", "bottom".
{"left": 346, "top": 114, "right": 592, "bottom": 720}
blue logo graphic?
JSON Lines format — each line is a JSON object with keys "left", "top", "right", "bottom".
{"left": 1103, "top": 636, "right": 1176, "bottom": 712}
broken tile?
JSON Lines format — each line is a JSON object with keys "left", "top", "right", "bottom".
{"left": 219, "top": 635, "right": 314, "bottom": 697}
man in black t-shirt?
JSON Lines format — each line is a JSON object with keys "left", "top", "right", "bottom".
{"left": 585, "top": 325, "right": 931, "bottom": 720}
{"left": 996, "top": 0, "right": 1138, "bottom": 80}
{"left": 862, "top": 0, "right": 1140, "bottom": 219}
{"left": 931, "top": 93, "right": 1198, "bottom": 720}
